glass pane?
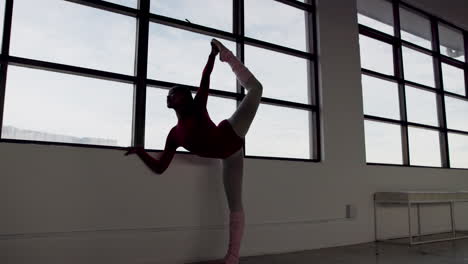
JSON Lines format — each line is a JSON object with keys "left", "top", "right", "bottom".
{"left": 448, "top": 133, "right": 468, "bottom": 169}
{"left": 105, "top": 0, "right": 137, "bottom": 8}
{"left": 145, "top": 87, "right": 236, "bottom": 151}
{"left": 148, "top": 23, "right": 236, "bottom": 93}
{"left": 361, "top": 75, "right": 400, "bottom": 119}
{"left": 245, "top": 0, "right": 307, "bottom": 51}
{"left": 445, "top": 96, "right": 468, "bottom": 132}
{"left": 1, "top": 66, "right": 133, "bottom": 146}
{"left": 439, "top": 23, "right": 465, "bottom": 62}
{"left": 150, "top": 0, "right": 232, "bottom": 33}
{"left": 402, "top": 47, "right": 435, "bottom": 87}
{"left": 357, "top": 0, "right": 394, "bottom": 36}
{"left": 405, "top": 86, "right": 438, "bottom": 126}
{"left": 245, "top": 104, "right": 311, "bottom": 159}
{"left": 145, "top": 87, "right": 179, "bottom": 150}
{"left": 442, "top": 63, "right": 466, "bottom": 96}
{"left": 245, "top": 45, "right": 309, "bottom": 104}
{"left": 359, "top": 34, "right": 394, "bottom": 75}
{"left": 408, "top": 126, "right": 441, "bottom": 167}
{"left": 364, "top": 120, "right": 403, "bottom": 164}
{"left": 400, "top": 7, "right": 432, "bottom": 50}
{"left": 10, "top": 0, "right": 136, "bottom": 75}
{"left": 206, "top": 96, "right": 237, "bottom": 130}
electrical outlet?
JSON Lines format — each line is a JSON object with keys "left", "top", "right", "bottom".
{"left": 346, "top": 204, "right": 356, "bottom": 219}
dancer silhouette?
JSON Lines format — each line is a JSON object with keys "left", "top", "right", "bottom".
{"left": 125, "top": 38, "right": 263, "bottom": 264}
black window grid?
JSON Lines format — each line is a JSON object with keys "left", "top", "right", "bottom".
{"left": 0, "top": 0, "right": 321, "bottom": 162}
{"left": 359, "top": 0, "right": 468, "bottom": 169}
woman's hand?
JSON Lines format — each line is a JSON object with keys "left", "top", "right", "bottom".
{"left": 124, "top": 146, "right": 144, "bottom": 156}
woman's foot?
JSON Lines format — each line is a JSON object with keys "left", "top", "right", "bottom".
{"left": 211, "top": 38, "right": 233, "bottom": 62}
{"left": 185, "top": 258, "right": 225, "bottom": 264}
{"left": 211, "top": 38, "right": 227, "bottom": 52}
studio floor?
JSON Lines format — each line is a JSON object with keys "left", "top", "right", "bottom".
{"left": 193, "top": 233, "right": 468, "bottom": 264}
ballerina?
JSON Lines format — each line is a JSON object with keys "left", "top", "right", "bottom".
{"left": 124, "top": 38, "right": 263, "bottom": 264}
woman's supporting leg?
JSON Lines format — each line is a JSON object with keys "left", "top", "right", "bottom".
{"left": 222, "top": 147, "right": 244, "bottom": 212}
{"left": 212, "top": 39, "right": 263, "bottom": 138}
{"left": 221, "top": 147, "right": 245, "bottom": 264}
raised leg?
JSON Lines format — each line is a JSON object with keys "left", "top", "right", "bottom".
{"left": 228, "top": 75, "right": 263, "bottom": 138}
{"left": 212, "top": 38, "right": 263, "bottom": 138}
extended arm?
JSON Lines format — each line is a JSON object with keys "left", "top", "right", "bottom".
{"left": 194, "top": 45, "right": 218, "bottom": 107}
{"left": 136, "top": 129, "right": 178, "bottom": 174}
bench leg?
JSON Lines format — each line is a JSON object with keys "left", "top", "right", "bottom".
{"left": 374, "top": 198, "right": 378, "bottom": 242}
{"left": 450, "top": 201, "right": 456, "bottom": 238}
{"left": 408, "top": 202, "right": 412, "bottom": 246}
{"left": 417, "top": 203, "right": 421, "bottom": 241}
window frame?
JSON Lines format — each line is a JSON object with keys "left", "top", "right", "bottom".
{"left": 359, "top": 0, "right": 468, "bottom": 169}
{"left": 0, "top": 0, "right": 321, "bottom": 162}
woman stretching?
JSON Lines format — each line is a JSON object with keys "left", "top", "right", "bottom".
{"left": 124, "top": 38, "right": 263, "bottom": 264}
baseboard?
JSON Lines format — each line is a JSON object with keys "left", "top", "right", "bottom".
{"left": 0, "top": 216, "right": 352, "bottom": 240}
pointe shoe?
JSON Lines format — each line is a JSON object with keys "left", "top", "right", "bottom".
{"left": 224, "top": 254, "right": 240, "bottom": 264}
{"left": 211, "top": 38, "right": 226, "bottom": 52}
{"left": 186, "top": 258, "right": 225, "bottom": 264}
{"left": 211, "top": 38, "right": 233, "bottom": 62}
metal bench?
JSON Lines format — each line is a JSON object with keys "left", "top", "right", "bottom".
{"left": 374, "top": 191, "right": 468, "bottom": 246}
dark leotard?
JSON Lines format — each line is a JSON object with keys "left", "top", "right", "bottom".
{"left": 137, "top": 53, "right": 244, "bottom": 174}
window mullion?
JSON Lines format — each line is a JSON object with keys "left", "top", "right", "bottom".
{"left": 233, "top": 0, "right": 246, "bottom": 154}
{"left": 431, "top": 16, "right": 450, "bottom": 168}
{"left": 464, "top": 31, "right": 468, "bottom": 98}
{"left": 133, "top": 0, "right": 150, "bottom": 147}
{"left": 306, "top": 0, "right": 318, "bottom": 160}
{"left": 0, "top": 0, "right": 13, "bottom": 139}
{"left": 393, "top": 1, "right": 410, "bottom": 165}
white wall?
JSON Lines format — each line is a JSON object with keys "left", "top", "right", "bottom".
{"left": 1, "top": 0, "right": 468, "bottom": 263}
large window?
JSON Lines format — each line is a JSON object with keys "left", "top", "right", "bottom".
{"left": 357, "top": 0, "right": 468, "bottom": 169}
{"left": 0, "top": 0, "right": 320, "bottom": 161}
{"left": 0, "top": 0, "right": 136, "bottom": 147}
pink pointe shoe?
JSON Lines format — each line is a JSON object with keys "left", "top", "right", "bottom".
{"left": 210, "top": 39, "right": 253, "bottom": 86}
{"left": 187, "top": 210, "right": 244, "bottom": 264}
{"left": 211, "top": 38, "right": 234, "bottom": 62}
{"left": 185, "top": 258, "right": 225, "bottom": 264}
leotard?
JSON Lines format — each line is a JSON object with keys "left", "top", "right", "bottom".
{"left": 137, "top": 53, "right": 244, "bottom": 174}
